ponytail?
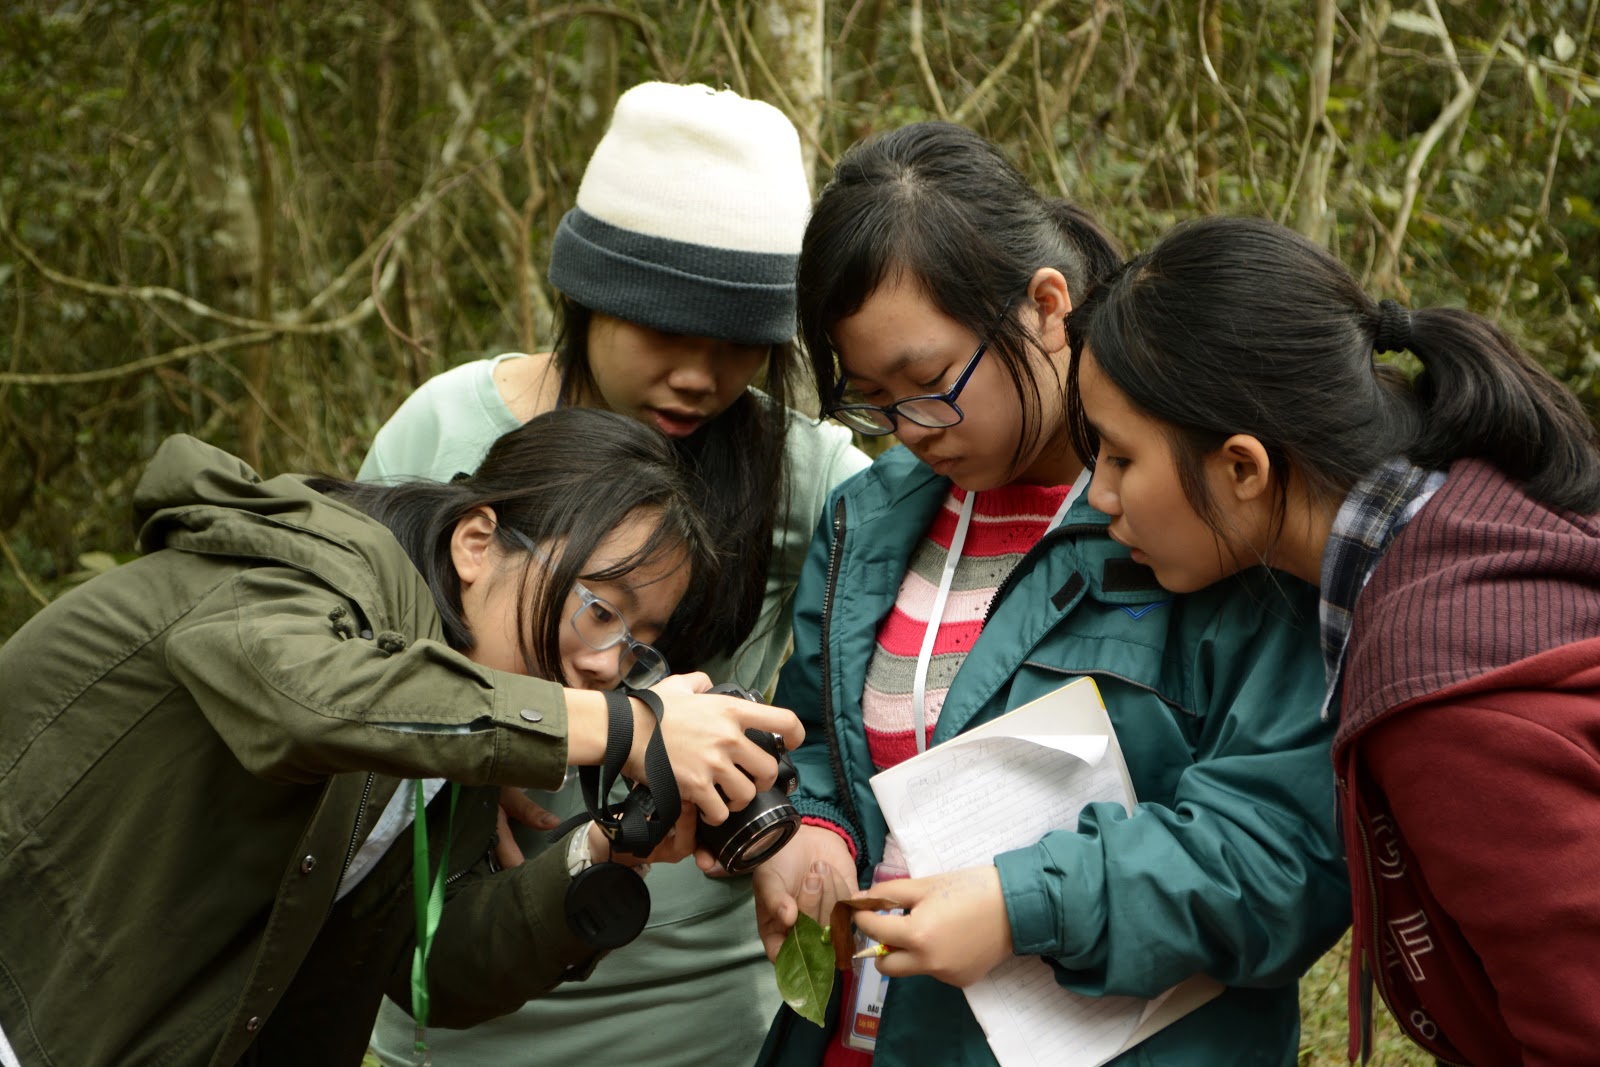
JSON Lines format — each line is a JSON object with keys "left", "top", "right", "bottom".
{"left": 1071, "top": 214, "right": 1600, "bottom": 528}
{"left": 1404, "top": 307, "right": 1600, "bottom": 513}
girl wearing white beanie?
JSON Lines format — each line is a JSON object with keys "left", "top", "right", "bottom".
{"left": 363, "top": 82, "right": 869, "bottom": 1067}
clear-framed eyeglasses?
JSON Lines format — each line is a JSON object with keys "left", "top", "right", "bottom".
{"left": 568, "top": 581, "right": 670, "bottom": 689}
{"left": 824, "top": 336, "right": 991, "bottom": 437}
{"left": 500, "top": 526, "right": 671, "bottom": 689}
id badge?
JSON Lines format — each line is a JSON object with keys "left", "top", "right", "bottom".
{"left": 842, "top": 861, "right": 908, "bottom": 1054}
{"left": 843, "top": 930, "right": 894, "bottom": 1051}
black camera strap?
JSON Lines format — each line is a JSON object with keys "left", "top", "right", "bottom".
{"left": 551, "top": 687, "right": 678, "bottom": 858}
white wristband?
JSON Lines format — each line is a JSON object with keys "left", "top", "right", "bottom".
{"left": 566, "top": 823, "right": 597, "bottom": 876}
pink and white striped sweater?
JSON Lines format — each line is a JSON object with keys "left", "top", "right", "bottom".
{"left": 860, "top": 482, "right": 1071, "bottom": 770}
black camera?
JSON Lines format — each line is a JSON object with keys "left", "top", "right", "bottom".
{"left": 698, "top": 682, "right": 802, "bottom": 873}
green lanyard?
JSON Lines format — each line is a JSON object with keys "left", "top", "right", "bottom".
{"left": 410, "top": 778, "right": 459, "bottom": 1066}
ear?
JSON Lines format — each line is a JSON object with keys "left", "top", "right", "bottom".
{"left": 449, "top": 506, "right": 500, "bottom": 588}
{"left": 1025, "top": 267, "right": 1072, "bottom": 355}
{"left": 1210, "top": 434, "right": 1274, "bottom": 503}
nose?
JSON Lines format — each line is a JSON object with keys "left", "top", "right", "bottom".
{"left": 893, "top": 417, "right": 940, "bottom": 448}
{"left": 571, "top": 643, "right": 626, "bottom": 689}
{"left": 1087, "top": 466, "right": 1120, "bottom": 517}
{"left": 665, "top": 342, "right": 718, "bottom": 397}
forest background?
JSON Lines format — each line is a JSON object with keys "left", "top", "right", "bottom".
{"left": 2, "top": 1, "right": 1596, "bottom": 1061}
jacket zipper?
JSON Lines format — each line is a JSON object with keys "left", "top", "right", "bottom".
{"left": 983, "top": 523, "right": 1089, "bottom": 625}
{"left": 329, "top": 772, "right": 377, "bottom": 914}
{"left": 1341, "top": 773, "right": 1466, "bottom": 1067}
{"left": 820, "top": 496, "right": 869, "bottom": 870}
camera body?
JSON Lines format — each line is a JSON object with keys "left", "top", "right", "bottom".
{"left": 698, "top": 682, "right": 802, "bottom": 873}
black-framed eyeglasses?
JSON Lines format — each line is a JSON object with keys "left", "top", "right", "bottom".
{"left": 503, "top": 528, "right": 671, "bottom": 688}
{"left": 825, "top": 283, "right": 1024, "bottom": 441}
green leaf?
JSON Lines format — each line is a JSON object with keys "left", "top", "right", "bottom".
{"left": 774, "top": 913, "right": 835, "bottom": 1027}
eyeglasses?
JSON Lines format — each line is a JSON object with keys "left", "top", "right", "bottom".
{"left": 825, "top": 337, "right": 990, "bottom": 437}
{"left": 501, "top": 527, "right": 671, "bottom": 689}
{"left": 568, "top": 582, "right": 670, "bottom": 689}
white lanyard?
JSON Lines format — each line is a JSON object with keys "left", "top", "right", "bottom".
{"left": 907, "top": 470, "right": 1089, "bottom": 753}
{"left": 911, "top": 490, "right": 977, "bottom": 753}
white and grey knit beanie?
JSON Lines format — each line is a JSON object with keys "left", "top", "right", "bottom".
{"left": 548, "top": 82, "right": 811, "bottom": 347}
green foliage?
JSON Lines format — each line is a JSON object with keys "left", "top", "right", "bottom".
{"left": 3, "top": 0, "right": 1596, "bottom": 640}
{"left": 1, "top": 8, "right": 1577, "bottom": 1054}
{"left": 774, "top": 912, "right": 835, "bottom": 1028}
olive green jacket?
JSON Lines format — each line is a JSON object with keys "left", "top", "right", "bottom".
{"left": 0, "top": 435, "right": 598, "bottom": 1067}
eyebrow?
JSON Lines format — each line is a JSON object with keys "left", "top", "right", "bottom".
{"left": 837, "top": 346, "right": 945, "bottom": 384}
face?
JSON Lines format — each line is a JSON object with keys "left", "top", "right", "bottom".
{"left": 1077, "top": 350, "right": 1260, "bottom": 594}
{"left": 584, "top": 312, "right": 769, "bottom": 439}
{"left": 458, "top": 509, "right": 690, "bottom": 689}
{"left": 831, "top": 273, "right": 1078, "bottom": 490}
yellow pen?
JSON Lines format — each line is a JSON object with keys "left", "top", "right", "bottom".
{"left": 852, "top": 942, "right": 893, "bottom": 959}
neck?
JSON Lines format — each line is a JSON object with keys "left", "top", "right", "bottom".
{"left": 1269, "top": 488, "right": 1338, "bottom": 589}
{"left": 1013, "top": 423, "right": 1085, "bottom": 488}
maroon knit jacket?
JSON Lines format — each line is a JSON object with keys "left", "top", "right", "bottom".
{"left": 1332, "top": 458, "right": 1600, "bottom": 1066}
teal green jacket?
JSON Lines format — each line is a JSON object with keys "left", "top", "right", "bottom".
{"left": 760, "top": 448, "right": 1350, "bottom": 1067}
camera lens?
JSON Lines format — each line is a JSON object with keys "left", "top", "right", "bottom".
{"left": 712, "top": 804, "right": 802, "bottom": 874}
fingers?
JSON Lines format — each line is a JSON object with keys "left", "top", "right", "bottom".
{"left": 652, "top": 671, "right": 712, "bottom": 695}
{"left": 752, "top": 858, "right": 804, "bottom": 962}
{"left": 753, "top": 884, "right": 799, "bottom": 960}
{"left": 498, "top": 785, "right": 560, "bottom": 832}
{"left": 494, "top": 805, "right": 526, "bottom": 868}
{"left": 843, "top": 868, "right": 1013, "bottom": 987}
{"left": 688, "top": 781, "right": 732, "bottom": 827}
{"left": 739, "top": 702, "right": 805, "bottom": 753}
{"left": 640, "top": 803, "right": 699, "bottom": 866}
{"left": 796, "top": 861, "right": 826, "bottom": 922}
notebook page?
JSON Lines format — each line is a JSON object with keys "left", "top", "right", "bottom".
{"left": 868, "top": 678, "right": 1208, "bottom": 1067}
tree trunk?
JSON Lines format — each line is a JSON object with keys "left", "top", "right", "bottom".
{"left": 755, "top": 0, "right": 826, "bottom": 185}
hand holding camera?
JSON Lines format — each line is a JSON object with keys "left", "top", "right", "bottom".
{"left": 581, "top": 675, "right": 804, "bottom": 873}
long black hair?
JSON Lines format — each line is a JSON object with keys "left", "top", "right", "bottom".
{"left": 551, "top": 296, "right": 791, "bottom": 667}
{"left": 313, "top": 407, "right": 717, "bottom": 680}
{"left": 1066, "top": 214, "right": 1600, "bottom": 533}
{"left": 798, "top": 121, "right": 1122, "bottom": 474}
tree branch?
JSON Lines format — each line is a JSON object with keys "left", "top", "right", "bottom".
{"left": 909, "top": 0, "right": 950, "bottom": 120}
{"left": 1374, "top": 2, "right": 1507, "bottom": 289}
{"left": 952, "top": 0, "right": 1071, "bottom": 125}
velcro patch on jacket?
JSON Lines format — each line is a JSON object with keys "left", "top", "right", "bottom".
{"left": 1101, "top": 558, "right": 1163, "bottom": 593}
{"left": 1051, "top": 572, "right": 1086, "bottom": 610}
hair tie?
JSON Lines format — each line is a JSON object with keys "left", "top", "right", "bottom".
{"left": 1373, "top": 298, "right": 1413, "bottom": 355}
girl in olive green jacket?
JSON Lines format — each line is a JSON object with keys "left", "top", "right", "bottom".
{"left": 0, "top": 408, "right": 801, "bottom": 1067}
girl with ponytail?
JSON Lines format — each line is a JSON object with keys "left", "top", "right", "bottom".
{"left": 1069, "top": 213, "right": 1600, "bottom": 1065}
{"left": 754, "top": 124, "right": 1349, "bottom": 1067}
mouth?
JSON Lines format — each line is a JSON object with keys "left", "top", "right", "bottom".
{"left": 646, "top": 407, "right": 709, "bottom": 438}
{"left": 1108, "top": 528, "right": 1145, "bottom": 562}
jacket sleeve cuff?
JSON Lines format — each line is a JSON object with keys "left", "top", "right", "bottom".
{"left": 487, "top": 674, "right": 570, "bottom": 790}
{"left": 996, "top": 835, "right": 1104, "bottom": 964}
{"left": 793, "top": 799, "right": 863, "bottom": 869}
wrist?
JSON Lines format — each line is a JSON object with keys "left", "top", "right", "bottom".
{"left": 564, "top": 689, "right": 611, "bottom": 766}
{"left": 621, "top": 692, "right": 655, "bottom": 780}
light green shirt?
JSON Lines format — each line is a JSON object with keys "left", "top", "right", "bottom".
{"left": 362, "top": 353, "right": 869, "bottom": 1066}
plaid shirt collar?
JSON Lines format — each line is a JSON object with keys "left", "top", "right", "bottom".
{"left": 1318, "top": 458, "right": 1447, "bottom": 719}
